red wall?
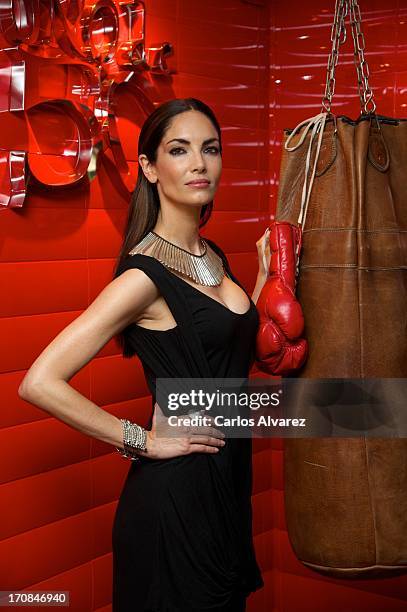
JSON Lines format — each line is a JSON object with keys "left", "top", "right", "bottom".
{"left": 1, "top": 1, "right": 406, "bottom": 610}
{"left": 0, "top": 1, "right": 270, "bottom": 611}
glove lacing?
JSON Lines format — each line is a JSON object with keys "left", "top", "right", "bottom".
{"left": 284, "top": 111, "right": 330, "bottom": 229}
{"left": 260, "top": 112, "right": 332, "bottom": 281}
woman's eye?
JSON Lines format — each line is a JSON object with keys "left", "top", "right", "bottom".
{"left": 204, "top": 147, "right": 220, "bottom": 155}
{"left": 169, "top": 146, "right": 220, "bottom": 156}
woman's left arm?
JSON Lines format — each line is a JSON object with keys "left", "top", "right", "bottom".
{"left": 251, "top": 271, "right": 267, "bottom": 305}
{"left": 251, "top": 228, "right": 271, "bottom": 304}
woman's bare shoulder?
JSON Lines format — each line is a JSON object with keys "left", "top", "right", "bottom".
{"left": 19, "top": 265, "right": 161, "bottom": 392}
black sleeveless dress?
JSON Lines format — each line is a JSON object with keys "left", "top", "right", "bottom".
{"left": 112, "top": 240, "right": 264, "bottom": 611}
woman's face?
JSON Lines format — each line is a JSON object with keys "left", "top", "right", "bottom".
{"left": 140, "top": 110, "right": 222, "bottom": 209}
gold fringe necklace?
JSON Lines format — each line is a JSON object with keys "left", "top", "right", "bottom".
{"left": 129, "top": 230, "right": 225, "bottom": 287}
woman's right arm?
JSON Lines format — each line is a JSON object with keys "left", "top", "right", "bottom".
{"left": 18, "top": 267, "right": 225, "bottom": 458}
{"left": 18, "top": 268, "right": 160, "bottom": 451}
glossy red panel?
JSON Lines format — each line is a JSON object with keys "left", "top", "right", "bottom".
{"left": 177, "top": 19, "right": 263, "bottom": 85}
{"left": 1, "top": 461, "right": 93, "bottom": 539}
{"left": 93, "top": 553, "right": 114, "bottom": 611}
{"left": 215, "top": 168, "right": 270, "bottom": 212}
{"left": 202, "top": 210, "right": 269, "bottom": 252}
{"left": 0, "top": 417, "right": 91, "bottom": 483}
{"left": 281, "top": 571, "right": 407, "bottom": 612}
{"left": 29, "top": 563, "right": 94, "bottom": 612}
{"left": 252, "top": 489, "right": 283, "bottom": 535}
{"left": 89, "top": 355, "right": 150, "bottom": 405}
{"left": 0, "top": 261, "right": 88, "bottom": 317}
{"left": 0, "top": 370, "right": 55, "bottom": 427}
{"left": 0, "top": 511, "right": 94, "bottom": 590}
{"left": 177, "top": 74, "right": 268, "bottom": 130}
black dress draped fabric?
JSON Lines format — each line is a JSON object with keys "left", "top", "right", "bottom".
{"left": 112, "top": 240, "right": 264, "bottom": 611}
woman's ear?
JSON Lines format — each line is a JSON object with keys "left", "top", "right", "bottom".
{"left": 138, "top": 154, "right": 158, "bottom": 184}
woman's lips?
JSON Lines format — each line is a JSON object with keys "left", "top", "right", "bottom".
{"left": 185, "top": 180, "right": 210, "bottom": 189}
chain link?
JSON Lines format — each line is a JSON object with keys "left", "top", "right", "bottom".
{"left": 349, "top": 0, "right": 376, "bottom": 113}
{"left": 321, "top": 0, "right": 376, "bottom": 115}
{"left": 321, "top": 0, "right": 348, "bottom": 113}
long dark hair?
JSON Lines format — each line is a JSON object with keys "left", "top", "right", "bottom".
{"left": 113, "top": 97, "right": 222, "bottom": 358}
{"left": 113, "top": 97, "right": 222, "bottom": 278}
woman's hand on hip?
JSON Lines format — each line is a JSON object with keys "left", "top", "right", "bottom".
{"left": 140, "top": 402, "right": 226, "bottom": 460}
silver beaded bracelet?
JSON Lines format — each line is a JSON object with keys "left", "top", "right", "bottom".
{"left": 115, "top": 418, "right": 148, "bottom": 461}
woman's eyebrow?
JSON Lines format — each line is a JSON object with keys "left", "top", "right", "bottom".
{"left": 165, "top": 137, "right": 220, "bottom": 146}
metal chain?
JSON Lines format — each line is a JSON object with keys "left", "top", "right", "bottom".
{"left": 321, "top": 0, "right": 376, "bottom": 115}
{"left": 348, "top": 0, "right": 376, "bottom": 114}
{"left": 321, "top": 0, "right": 348, "bottom": 113}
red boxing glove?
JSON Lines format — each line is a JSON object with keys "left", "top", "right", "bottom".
{"left": 255, "top": 221, "right": 308, "bottom": 375}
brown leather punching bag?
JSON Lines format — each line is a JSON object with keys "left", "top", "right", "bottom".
{"left": 276, "top": 1, "right": 407, "bottom": 578}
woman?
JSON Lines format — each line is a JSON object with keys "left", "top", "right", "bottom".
{"left": 19, "top": 98, "right": 270, "bottom": 611}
